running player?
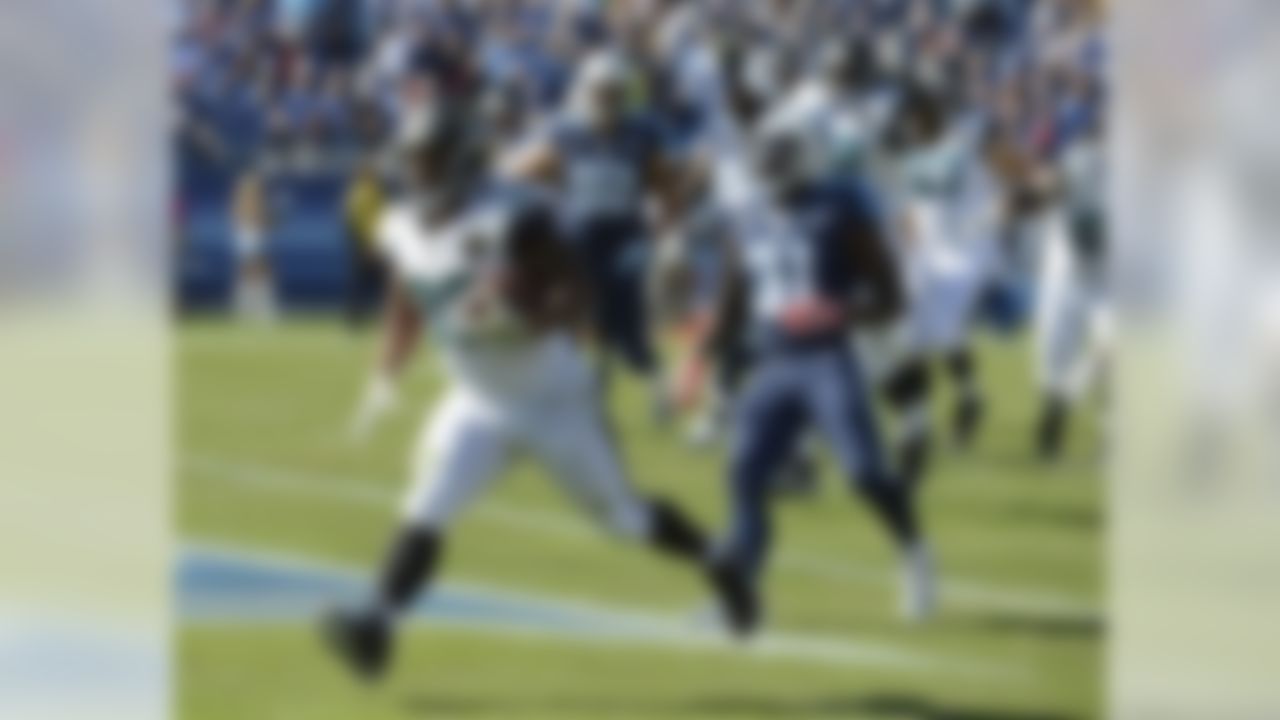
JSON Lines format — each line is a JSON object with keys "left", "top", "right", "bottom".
{"left": 325, "top": 105, "right": 751, "bottom": 680}
{"left": 705, "top": 113, "right": 936, "bottom": 634}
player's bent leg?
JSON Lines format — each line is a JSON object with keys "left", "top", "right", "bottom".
{"left": 722, "top": 389, "right": 806, "bottom": 577}
{"left": 533, "top": 401, "right": 759, "bottom": 635}
{"left": 946, "top": 347, "right": 985, "bottom": 449}
{"left": 323, "top": 393, "right": 510, "bottom": 682}
{"left": 617, "top": 246, "right": 672, "bottom": 423}
{"left": 323, "top": 526, "right": 443, "bottom": 682}
{"left": 534, "top": 403, "right": 652, "bottom": 541}
{"left": 618, "top": 273, "right": 660, "bottom": 377}
{"left": 808, "top": 350, "right": 936, "bottom": 622}
{"left": 882, "top": 358, "right": 934, "bottom": 487}
{"left": 858, "top": 478, "right": 936, "bottom": 623}
{"left": 1034, "top": 283, "right": 1091, "bottom": 462}
{"left": 711, "top": 372, "right": 808, "bottom": 634}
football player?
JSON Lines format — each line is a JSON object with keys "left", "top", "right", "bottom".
{"left": 772, "top": 38, "right": 944, "bottom": 486}
{"left": 1033, "top": 112, "right": 1109, "bottom": 460}
{"left": 877, "top": 84, "right": 1005, "bottom": 477}
{"left": 705, "top": 114, "right": 936, "bottom": 634}
{"left": 325, "top": 105, "right": 752, "bottom": 680}
{"left": 506, "top": 51, "right": 681, "bottom": 422}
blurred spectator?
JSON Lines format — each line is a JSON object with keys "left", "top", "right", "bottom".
{"left": 230, "top": 168, "right": 276, "bottom": 322}
{"left": 342, "top": 160, "right": 386, "bottom": 326}
{"left": 175, "top": 0, "right": 1105, "bottom": 314}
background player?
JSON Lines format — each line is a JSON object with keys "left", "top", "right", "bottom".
{"left": 506, "top": 51, "right": 682, "bottom": 422}
{"left": 1034, "top": 110, "right": 1109, "bottom": 460}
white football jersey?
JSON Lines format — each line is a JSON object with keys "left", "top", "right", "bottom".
{"left": 377, "top": 187, "right": 584, "bottom": 403}
{"left": 776, "top": 79, "right": 897, "bottom": 180}
{"left": 898, "top": 116, "right": 1001, "bottom": 275}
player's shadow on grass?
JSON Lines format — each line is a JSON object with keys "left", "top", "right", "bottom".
{"left": 983, "top": 499, "right": 1105, "bottom": 532}
{"left": 971, "top": 449, "right": 1100, "bottom": 480}
{"left": 998, "top": 503, "right": 1103, "bottom": 532}
{"left": 404, "top": 692, "right": 1079, "bottom": 719}
{"left": 976, "top": 611, "right": 1105, "bottom": 642}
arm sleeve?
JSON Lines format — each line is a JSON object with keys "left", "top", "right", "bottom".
{"left": 373, "top": 208, "right": 403, "bottom": 268}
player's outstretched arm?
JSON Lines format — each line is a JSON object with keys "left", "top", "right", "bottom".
{"left": 349, "top": 280, "right": 423, "bottom": 441}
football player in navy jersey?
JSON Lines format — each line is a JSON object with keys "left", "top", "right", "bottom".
{"left": 706, "top": 113, "right": 937, "bottom": 635}
{"left": 507, "top": 51, "right": 681, "bottom": 422}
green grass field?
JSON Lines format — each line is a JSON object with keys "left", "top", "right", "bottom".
{"left": 179, "top": 318, "right": 1101, "bottom": 719}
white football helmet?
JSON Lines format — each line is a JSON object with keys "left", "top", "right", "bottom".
{"left": 570, "top": 51, "right": 631, "bottom": 128}
{"left": 752, "top": 107, "right": 827, "bottom": 197}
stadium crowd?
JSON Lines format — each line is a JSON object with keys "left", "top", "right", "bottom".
{"left": 175, "top": 0, "right": 1103, "bottom": 204}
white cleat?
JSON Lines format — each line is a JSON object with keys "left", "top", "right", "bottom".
{"left": 649, "top": 382, "right": 675, "bottom": 428}
{"left": 684, "top": 413, "right": 720, "bottom": 448}
{"left": 899, "top": 541, "right": 937, "bottom": 624}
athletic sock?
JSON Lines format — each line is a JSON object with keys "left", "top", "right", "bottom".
{"left": 884, "top": 361, "right": 933, "bottom": 483}
{"left": 884, "top": 360, "right": 932, "bottom": 438}
{"left": 859, "top": 483, "right": 921, "bottom": 549}
{"left": 374, "top": 526, "right": 443, "bottom": 621}
{"left": 946, "top": 350, "right": 985, "bottom": 446}
{"left": 647, "top": 498, "right": 710, "bottom": 563}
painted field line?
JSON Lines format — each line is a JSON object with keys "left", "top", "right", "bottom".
{"left": 181, "top": 539, "right": 1028, "bottom": 683}
{"left": 183, "top": 452, "right": 1101, "bottom": 621}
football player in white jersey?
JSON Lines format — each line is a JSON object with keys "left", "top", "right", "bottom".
{"left": 1034, "top": 114, "right": 1109, "bottom": 460}
{"left": 879, "top": 85, "right": 1004, "bottom": 477}
{"left": 324, "top": 105, "right": 752, "bottom": 680}
{"left": 777, "top": 37, "right": 898, "bottom": 183}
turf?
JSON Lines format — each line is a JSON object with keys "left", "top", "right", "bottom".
{"left": 179, "top": 318, "right": 1102, "bottom": 719}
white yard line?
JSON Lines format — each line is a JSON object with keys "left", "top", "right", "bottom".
{"left": 182, "top": 452, "right": 1101, "bottom": 620}
{"left": 181, "top": 540, "right": 1027, "bottom": 683}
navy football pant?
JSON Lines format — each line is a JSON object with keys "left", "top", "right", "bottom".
{"left": 579, "top": 230, "right": 657, "bottom": 375}
{"left": 722, "top": 345, "right": 913, "bottom": 578}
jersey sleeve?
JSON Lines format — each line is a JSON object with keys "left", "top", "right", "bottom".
{"left": 373, "top": 206, "right": 408, "bottom": 271}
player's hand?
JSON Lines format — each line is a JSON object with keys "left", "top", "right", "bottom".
{"left": 348, "top": 373, "right": 398, "bottom": 443}
{"left": 778, "top": 297, "right": 847, "bottom": 338}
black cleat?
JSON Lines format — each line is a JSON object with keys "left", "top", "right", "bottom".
{"left": 322, "top": 607, "right": 392, "bottom": 682}
{"left": 708, "top": 561, "right": 760, "bottom": 638}
{"left": 952, "top": 395, "right": 985, "bottom": 449}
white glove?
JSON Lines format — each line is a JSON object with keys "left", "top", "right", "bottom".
{"left": 348, "top": 373, "right": 399, "bottom": 442}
